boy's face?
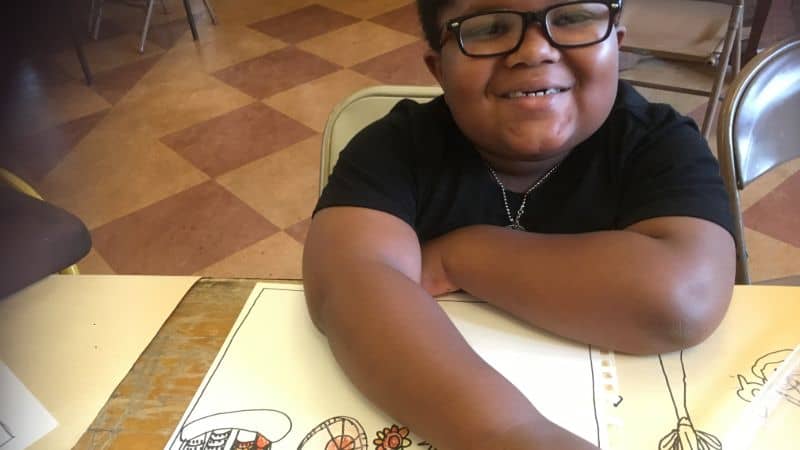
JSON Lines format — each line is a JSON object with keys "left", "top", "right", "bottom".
{"left": 425, "top": 0, "right": 626, "bottom": 165}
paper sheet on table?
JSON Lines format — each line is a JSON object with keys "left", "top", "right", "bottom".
{"left": 0, "top": 274, "right": 198, "bottom": 450}
{"left": 0, "top": 362, "right": 57, "bottom": 450}
{"left": 612, "top": 286, "right": 800, "bottom": 450}
{"left": 166, "top": 282, "right": 618, "bottom": 450}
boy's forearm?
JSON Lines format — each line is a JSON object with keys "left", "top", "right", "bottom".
{"left": 435, "top": 220, "right": 735, "bottom": 354}
{"left": 309, "top": 262, "right": 550, "bottom": 450}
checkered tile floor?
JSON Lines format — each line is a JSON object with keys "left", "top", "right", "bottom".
{"left": 2, "top": 0, "right": 799, "bottom": 281}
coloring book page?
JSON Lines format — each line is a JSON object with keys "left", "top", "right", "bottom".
{"left": 612, "top": 286, "right": 800, "bottom": 450}
{"left": 165, "top": 282, "right": 617, "bottom": 450}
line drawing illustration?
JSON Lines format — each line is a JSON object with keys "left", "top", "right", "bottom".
{"left": 373, "top": 425, "right": 412, "bottom": 450}
{"left": 297, "top": 416, "right": 368, "bottom": 450}
{"left": 178, "top": 409, "right": 291, "bottom": 450}
{"left": 736, "top": 348, "right": 800, "bottom": 407}
{"left": 168, "top": 287, "right": 613, "bottom": 450}
{"left": 0, "top": 420, "right": 14, "bottom": 447}
{"left": 657, "top": 351, "right": 722, "bottom": 450}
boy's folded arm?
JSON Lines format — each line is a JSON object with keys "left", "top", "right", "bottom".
{"left": 304, "top": 206, "right": 600, "bottom": 450}
{"left": 426, "top": 216, "right": 736, "bottom": 355}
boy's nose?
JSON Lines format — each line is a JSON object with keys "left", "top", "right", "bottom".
{"left": 504, "top": 25, "right": 561, "bottom": 67}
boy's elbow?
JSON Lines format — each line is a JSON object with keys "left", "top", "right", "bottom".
{"left": 638, "top": 270, "right": 734, "bottom": 354}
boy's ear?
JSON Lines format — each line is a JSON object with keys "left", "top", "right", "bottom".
{"left": 615, "top": 25, "right": 626, "bottom": 48}
{"left": 424, "top": 49, "right": 444, "bottom": 87}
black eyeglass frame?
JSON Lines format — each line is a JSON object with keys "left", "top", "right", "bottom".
{"left": 441, "top": 0, "right": 623, "bottom": 57}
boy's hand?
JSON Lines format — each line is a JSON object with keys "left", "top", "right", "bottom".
{"left": 420, "top": 235, "right": 459, "bottom": 296}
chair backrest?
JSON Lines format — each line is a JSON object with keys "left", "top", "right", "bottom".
{"left": 319, "top": 85, "right": 443, "bottom": 194}
{"left": 716, "top": 36, "right": 800, "bottom": 284}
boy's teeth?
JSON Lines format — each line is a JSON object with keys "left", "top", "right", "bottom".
{"left": 506, "top": 88, "right": 563, "bottom": 98}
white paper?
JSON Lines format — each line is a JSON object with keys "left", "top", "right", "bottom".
{"left": 165, "top": 283, "right": 615, "bottom": 450}
{"left": 0, "top": 274, "right": 198, "bottom": 450}
{"left": 0, "top": 361, "right": 58, "bottom": 450}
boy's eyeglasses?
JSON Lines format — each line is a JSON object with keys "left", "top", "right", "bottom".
{"left": 442, "top": 1, "right": 622, "bottom": 57}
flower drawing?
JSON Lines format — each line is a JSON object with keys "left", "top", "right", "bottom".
{"left": 373, "top": 425, "right": 412, "bottom": 450}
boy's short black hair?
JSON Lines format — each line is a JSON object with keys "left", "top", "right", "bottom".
{"left": 416, "top": 0, "right": 452, "bottom": 52}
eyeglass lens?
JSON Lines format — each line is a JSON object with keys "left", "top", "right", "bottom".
{"left": 457, "top": 2, "right": 612, "bottom": 55}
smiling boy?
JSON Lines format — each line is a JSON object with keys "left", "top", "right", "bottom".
{"left": 303, "top": 1, "right": 736, "bottom": 449}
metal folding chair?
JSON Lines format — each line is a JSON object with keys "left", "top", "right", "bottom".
{"left": 620, "top": 0, "right": 745, "bottom": 140}
{"left": 716, "top": 37, "right": 800, "bottom": 284}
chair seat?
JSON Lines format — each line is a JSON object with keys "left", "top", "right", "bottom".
{"left": 622, "top": 0, "right": 733, "bottom": 62}
{"left": 0, "top": 186, "right": 91, "bottom": 298}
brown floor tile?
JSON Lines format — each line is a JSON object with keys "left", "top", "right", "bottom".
{"left": 248, "top": 4, "right": 360, "bottom": 44}
{"left": 265, "top": 69, "right": 379, "bottom": 132}
{"left": 77, "top": 248, "right": 116, "bottom": 275}
{"left": 285, "top": 217, "right": 312, "bottom": 245}
{"left": 213, "top": 46, "right": 340, "bottom": 99}
{"left": 743, "top": 170, "right": 800, "bottom": 248}
{"left": 739, "top": 158, "right": 800, "bottom": 210}
{"left": 315, "top": 0, "right": 415, "bottom": 19}
{"left": 161, "top": 102, "right": 316, "bottom": 177}
{"left": 369, "top": 3, "right": 424, "bottom": 37}
{"left": 92, "top": 180, "right": 279, "bottom": 275}
{"left": 195, "top": 232, "right": 303, "bottom": 279}
{"left": 91, "top": 55, "right": 163, "bottom": 105}
{"left": 351, "top": 41, "right": 437, "bottom": 86}
{"left": 297, "top": 21, "right": 418, "bottom": 67}
{"left": 216, "top": 135, "right": 321, "bottom": 228}
{"left": 2, "top": 109, "right": 108, "bottom": 183}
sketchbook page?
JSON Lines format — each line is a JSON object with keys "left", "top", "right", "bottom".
{"left": 611, "top": 286, "right": 800, "bottom": 450}
{"left": 0, "top": 274, "right": 198, "bottom": 450}
{"left": 165, "top": 282, "right": 615, "bottom": 450}
{"left": 0, "top": 362, "right": 58, "bottom": 450}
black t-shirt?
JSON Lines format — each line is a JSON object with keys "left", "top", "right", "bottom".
{"left": 316, "top": 82, "right": 733, "bottom": 243}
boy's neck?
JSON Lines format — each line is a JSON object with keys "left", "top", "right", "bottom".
{"left": 482, "top": 152, "right": 568, "bottom": 193}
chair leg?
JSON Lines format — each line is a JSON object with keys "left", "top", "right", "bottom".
{"left": 701, "top": 4, "right": 743, "bottom": 140}
{"left": 160, "top": 0, "right": 169, "bottom": 14}
{"left": 91, "top": 0, "right": 104, "bottom": 40}
{"left": 182, "top": 0, "right": 199, "bottom": 41}
{"left": 138, "top": 0, "right": 156, "bottom": 53}
{"left": 202, "top": 0, "right": 218, "bottom": 25}
{"left": 733, "top": 20, "right": 742, "bottom": 75}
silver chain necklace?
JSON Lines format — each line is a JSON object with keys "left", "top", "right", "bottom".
{"left": 487, "top": 163, "right": 560, "bottom": 231}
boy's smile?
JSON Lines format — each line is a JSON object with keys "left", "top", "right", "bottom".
{"left": 424, "top": 0, "right": 625, "bottom": 181}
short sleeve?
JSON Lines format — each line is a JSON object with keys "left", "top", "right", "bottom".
{"left": 616, "top": 113, "right": 734, "bottom": 236}
{"left": 314, "top": 102, "right": 418, "bottom": 227}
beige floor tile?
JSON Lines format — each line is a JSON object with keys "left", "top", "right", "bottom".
{"left": 102, "top": 66, "right": 254, "bottom": 138}
{"left": 166, "top": 25, "right": 286, "bottom": 73}
{"left": 77, "top": 248, "right": 116, "bottom": 275}
{"left": 315, "top": 0, "right": 414, "bottom": 18}
{"left": 212, "top": 0, "right": 316, "bottom": 26}
{"left": 216, "top": 135, "right": 321, "bottom": 228}
{"left": 39, "top": 137, "right": 208, "bottom": 229}
{"left": 739, "top": 158, "right": 800, "bottom": 210}
{"left": 265, "top": 69, "right": 379, "bottom": 132}
{"left": 195, "top": 232, "right": 303, "bottom": 279}
{"left": 298, "top": 21, "right": 418, "bottom": 67}
{"left": 54, "top": 33, "right": 166, "bottom": 79}
{"left": 743, "top": 228, "right": 800, "bottom": 282}
{"left": 4, "top": 80, "right": 111, "bottom": 138}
